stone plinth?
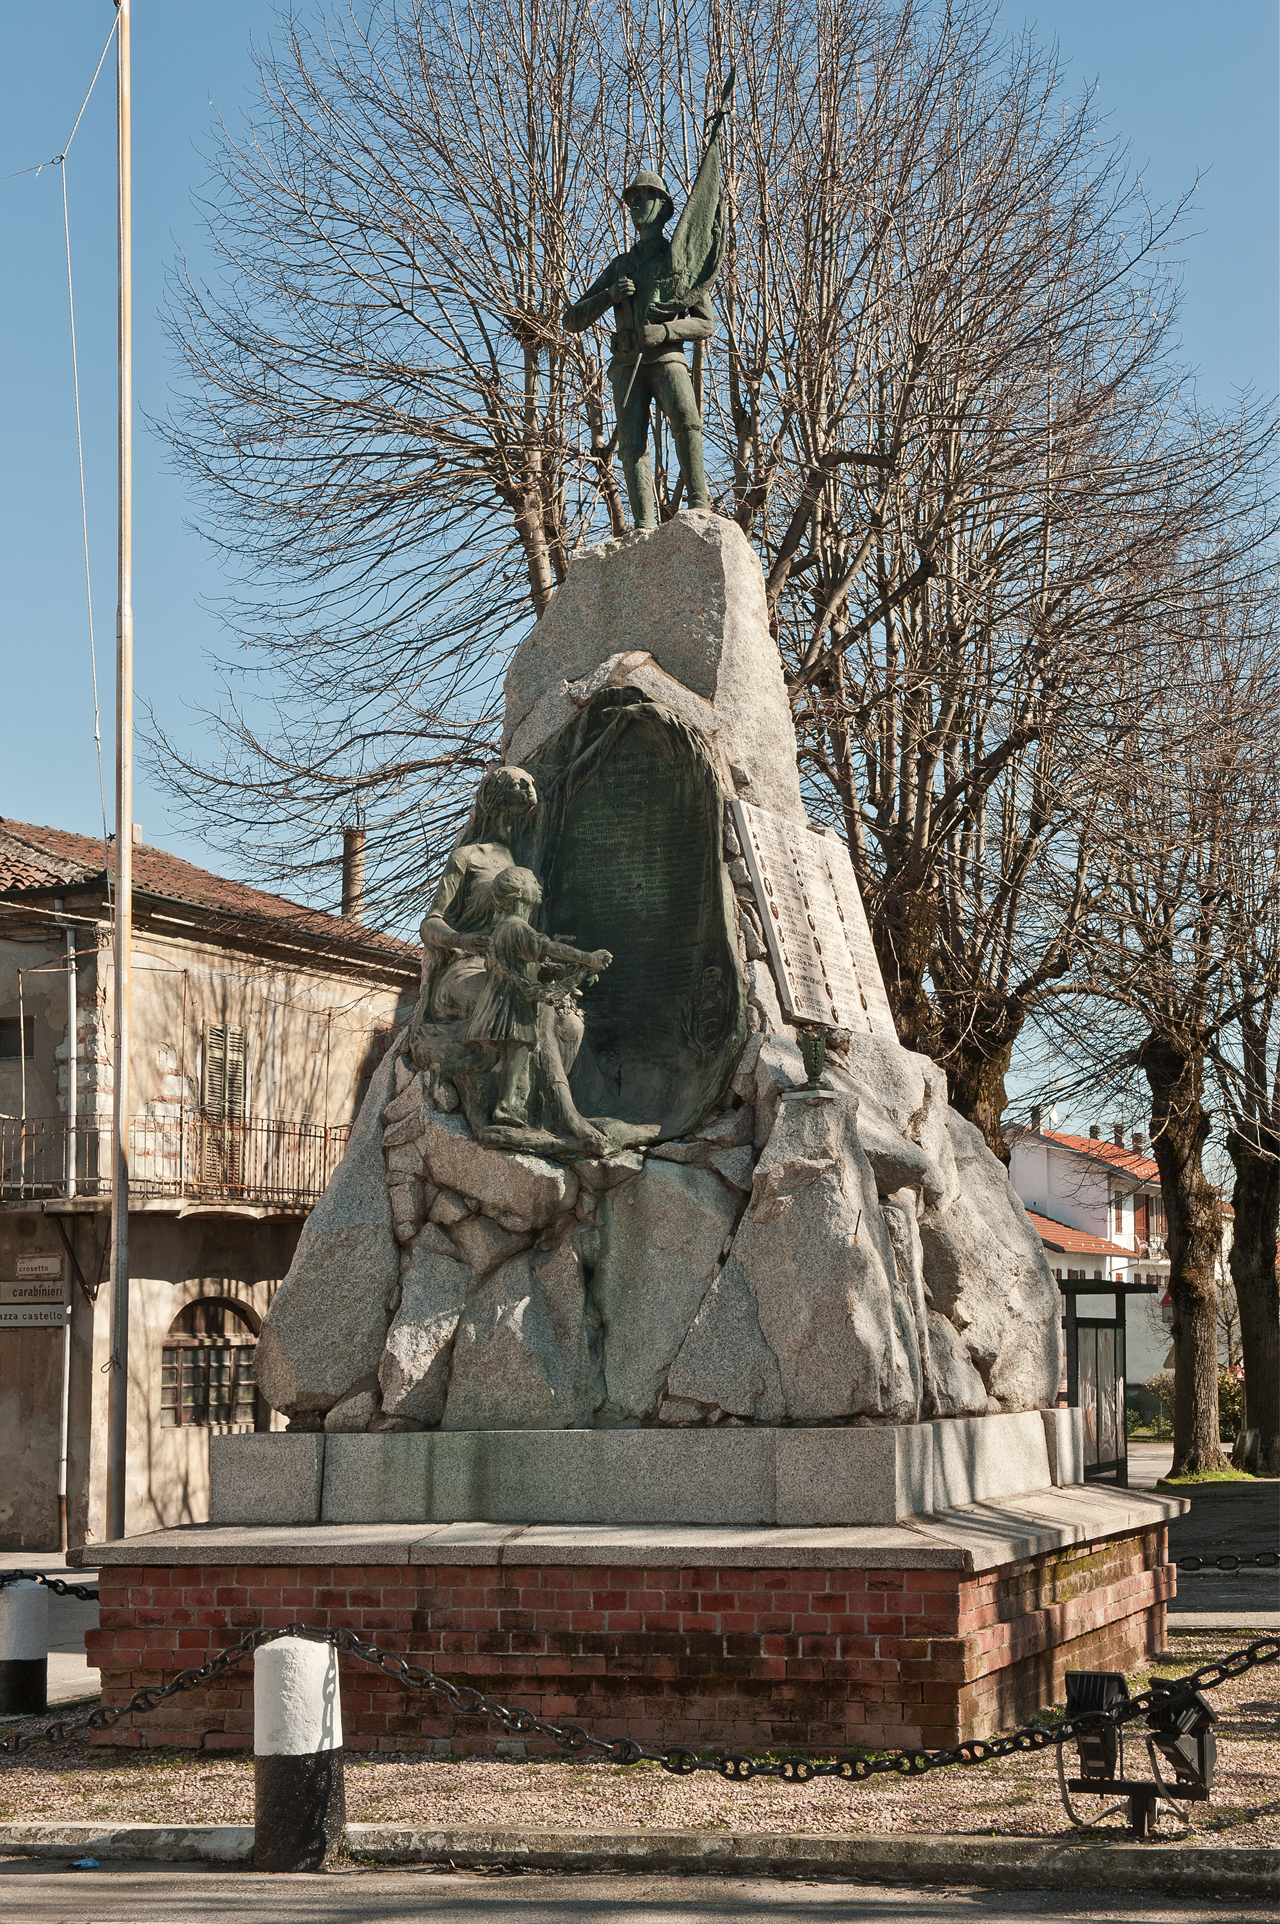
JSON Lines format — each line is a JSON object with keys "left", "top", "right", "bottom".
{"left": 208, "top": 1410, "right": 1080, "bottom": 1530}
{"left": 79, "top": 1484, "right": 1183, "bottom": 1756}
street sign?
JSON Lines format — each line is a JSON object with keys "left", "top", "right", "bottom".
{"left": 15, "top": 1254, "right": 62, "bottom": 1279}
{"left": 0, "top": 1305, "right": 70, "bottom": 1330}
{"left": 0, "top": 1280, "right": 66, "bottom": 1305}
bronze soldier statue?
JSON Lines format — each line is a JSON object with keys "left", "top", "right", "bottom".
{"left": 564, "top": 74, "right": 734, "bottom": 531}
{"left": 563, "top": 170, "right": 716, "bottom": 530}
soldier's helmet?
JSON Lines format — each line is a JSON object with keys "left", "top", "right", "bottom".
{"left": 622, "top": 170, "right": 674, "bottom": 224}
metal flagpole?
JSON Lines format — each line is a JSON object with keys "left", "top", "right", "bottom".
{"left": 105, "top": 0, "right": 133, "bottom": 1542}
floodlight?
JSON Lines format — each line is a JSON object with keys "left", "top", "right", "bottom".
{"left": 1064, "top": 1670, "right": 1129, "bottom": 1780}
{"left": 1147, "top": 1689, "right": 1218, "bottom": 1793}
{"left": 1057, "top": 1672, "right": 1131, "bottom": 1828}
{"left": 1059, "top": 1674, "right": 1216, "bottom": 1837}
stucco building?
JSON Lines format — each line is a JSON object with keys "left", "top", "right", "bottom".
{"left": 0, "top": 819, "right": 418, "bottom": 1549}
{"left": 1006, "top": 1116, "right": 1173, "bottom": 1394}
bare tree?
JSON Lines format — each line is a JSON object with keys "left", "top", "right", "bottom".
{"left": 1047, "top": 550, "right": 1278, "bottom": 1475}
{"left": 1216, "top": 1277, "right": 1242, "bottom": 1373}
{"left": 157, "top": 0, "right": 1210, "bottom": 951}
{"left": 158, "top": 0, "right": 630, "bottom": 910}
{"left": 1211, "top": 615, "right": 1280, "bottom": 1471}
{"left": 733, "top": 25, "right": 1266, "bottom": 1156}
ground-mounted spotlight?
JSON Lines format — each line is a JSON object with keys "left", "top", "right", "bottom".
{"left": 1147, "top": 1688, "right": 1218, "bottom": 1793}
{"left": 1065, "top": 1671, "right": 1129, "bottom": 1778}
{"left": 1057, "top": 1672, "right": 1214, "bottom": 1838}
{"left": 1057, "top": 1672, "right": 1130, "bottom": 1827}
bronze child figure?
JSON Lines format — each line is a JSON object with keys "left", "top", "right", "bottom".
{"left": 465, "top": 865, "right": 612, "bottom": 1142}
{"left": 415, "top": 764, "right": 538, "bottom": 1030}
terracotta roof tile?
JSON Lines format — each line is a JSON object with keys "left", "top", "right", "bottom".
{"left": 1037, "top": 1128, "right": 1161, "bottom": 1183}
{"left": 0, "top": 855, "right": 63, "bottom": 891}
{"left": 1025, "top": 1210, "right": 1135, "bottom": 1259}
{"left": 0, "top": 818, "right": 417, "bottom": 967}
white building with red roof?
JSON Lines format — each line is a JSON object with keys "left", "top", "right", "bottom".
{"left": 1006, "top": 1114, "right": 1174, "bottom": 1394}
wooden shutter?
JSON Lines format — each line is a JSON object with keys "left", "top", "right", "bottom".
{"left": 224, "top": 1027, "right": 246, "bottom": 1121}
{"left": 202, "top": 1023, "right": 247, "bottom": 1119}
{"left": 202, "top": 1022, "right": 226, "bottom": 1113}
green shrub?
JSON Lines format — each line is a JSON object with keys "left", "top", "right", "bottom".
{"left": 1144, "top": 1371, "right": 1175, "bottom": 1437}
{"left": 1218, "top": 1367, "right": 1245, "bottom": 1435}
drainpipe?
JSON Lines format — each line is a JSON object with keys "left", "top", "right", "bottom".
{"left": 56, "top": 1250, "right": 73, "bottom": 1555}
{"left": 17, "top": 970, "right": 25, "bottom": 1156}
{"left": 64, "top": 920, "right": 78, "bottom": 1199}
{"left": 57, "top": 902, "right": 77, "bottom": 1553}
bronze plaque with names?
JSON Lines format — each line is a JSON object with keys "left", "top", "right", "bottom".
{"left": 532, "top": 688, "right": 748, "bottom": 1138}
{"left": 732, "top": 801, "right": 894, "bottom": 1036}
{"left": 812, "top": 828, "right": 898, "bottom": 1038}
{"left": 732, "top": 800, "right": 867, "bottom": 1030}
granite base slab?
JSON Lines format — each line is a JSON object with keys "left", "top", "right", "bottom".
{"left": 207, "top": 1410, "right": 1081, "bottom": 1529}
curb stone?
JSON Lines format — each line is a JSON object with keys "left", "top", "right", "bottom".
{"left": 0, "top": 1823, "right": 253, "bottom": 1864}
{"left": 1, "top": 1822, "right": 1277, "bottom": 1895}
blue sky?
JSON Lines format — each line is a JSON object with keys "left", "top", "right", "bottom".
{"left": 1, "top": 1, "right": 1276, "bottom": 907}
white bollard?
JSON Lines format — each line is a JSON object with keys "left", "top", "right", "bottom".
{"left": 0, "top": 1579, "right": 49, "bottom": 1715}
{"left": 253, "top": 1634, "right": 345, "bottom": 1871}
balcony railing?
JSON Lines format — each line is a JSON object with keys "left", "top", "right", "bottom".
{"left": 0, "top": 1113, "right": 350, "bottom": 1209}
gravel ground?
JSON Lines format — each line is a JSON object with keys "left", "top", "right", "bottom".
{"left": 1, "top": 1634, "right": 1275, "bottom": 1849}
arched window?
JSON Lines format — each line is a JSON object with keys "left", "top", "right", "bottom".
{"left": 161, "top": 1299, "right": 261, "bottom": 1431}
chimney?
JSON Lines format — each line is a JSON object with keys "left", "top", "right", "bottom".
{"left": 1030, "top": 1105, "right": 1043, "bottom": 1132}
{"left": 1113, "top": 1122, "right": 1125, "bottom": 1147}
{"left": 1089, "top": 1123, "right": 1100, "bottom": 1139}
{"left": 1132, "top": 1129, "right": 1146, "bottom": 1152}
{"left": 341, "top": 826, "right": 366, "bottom": 924}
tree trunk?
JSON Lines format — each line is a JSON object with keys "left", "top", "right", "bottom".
{"left": 939, "top": 998, "right": 1023, "bottom": 1164}
{"left": 873, "top": 882, "right": 937, "bottom": 1057}
{"left": 517, "top": 346, "right": 557, "bottom": 617}
{"left": 1140, "top": 1035, "right": 1229, "bottom": 1475}
{"left": 1226, "top": 1125, "right": 1280, "bottom": 1474}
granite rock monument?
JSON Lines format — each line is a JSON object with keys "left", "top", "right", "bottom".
{"left": 257, "top": 510, "right": 1061, "bottom": 1440}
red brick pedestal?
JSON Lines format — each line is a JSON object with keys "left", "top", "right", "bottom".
{"left": 82, "top": 1490, "right": 1179, "bottom": 1755}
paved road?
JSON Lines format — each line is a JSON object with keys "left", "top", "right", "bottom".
{"left": 1128, "top": 1444, "right": 1175, "bottom": 1490}
{"left": 1123, "top": 1448, "right": 1279, "bottom": 1628}
{"left": 0, "top": 1864, "right": 1271, "bottom": 1923}
{"left": 1165, "top": 1477, "right": 1280, "bottom": 1630}
{"left": 1165, "top": 1479, "right": 1278, "bottom": 1563}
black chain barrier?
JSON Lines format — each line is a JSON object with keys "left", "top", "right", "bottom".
{"left": 1175, "top": 1552, "right": 1279, "bottom": 1573}
{"left": 2, "top": 1621, "right": 1276, "bottom": 1782}
{"left": 0, "top": 1570, "right": 99, "bottom": 1602}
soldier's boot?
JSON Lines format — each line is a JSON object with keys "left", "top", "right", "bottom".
{"left": 673, "top": 426, "right": 710, "bottom": 509}
{"left": 621, "top": 446, "right": 657, "bottom": 529}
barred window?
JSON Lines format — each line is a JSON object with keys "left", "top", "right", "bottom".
{"left": 160, "top": 1299, "right": 260, "bottom": 1430}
